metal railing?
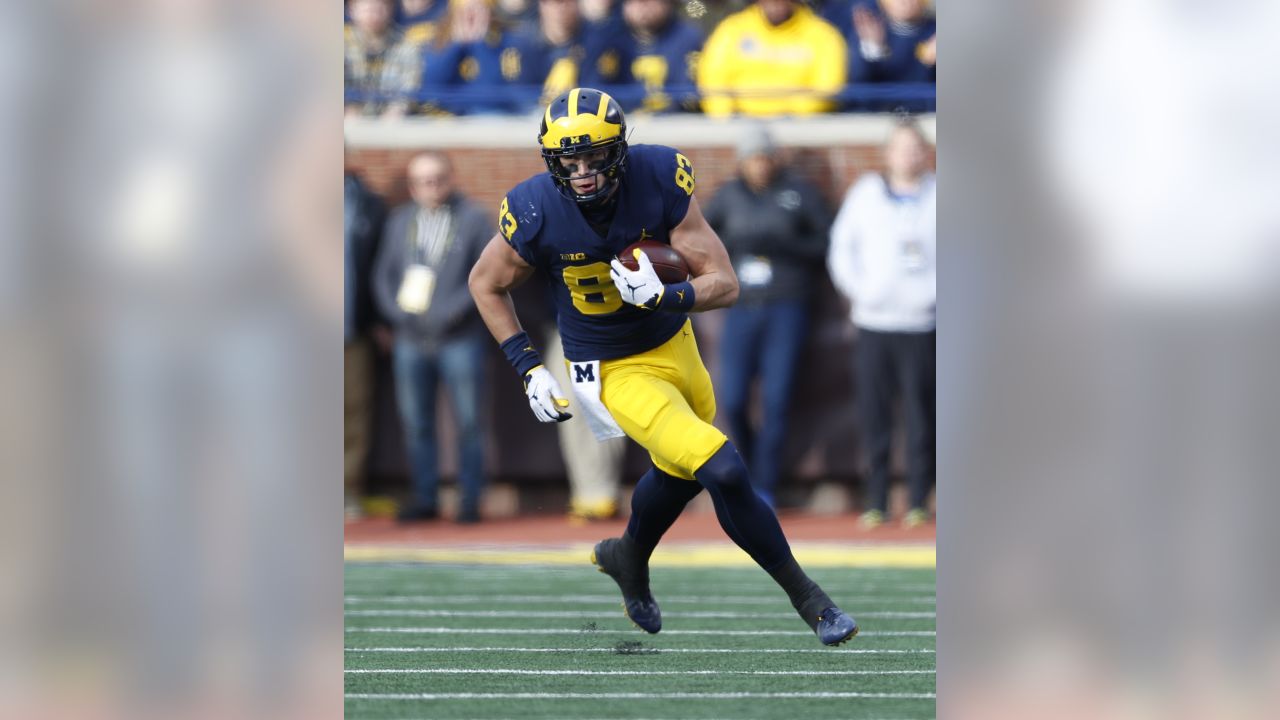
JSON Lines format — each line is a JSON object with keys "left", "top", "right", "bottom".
{"left": 345, "top": 82, "right": 936, "bottom": 114}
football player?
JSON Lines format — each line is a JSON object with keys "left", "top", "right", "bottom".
{"left": 468, "top": 88, "right": 858, "bottom": 646}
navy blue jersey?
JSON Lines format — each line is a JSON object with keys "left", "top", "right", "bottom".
{"left": 500, "top": 144, "right": 696, "bottom": 361}
{"left": 818, "top": 0, "right": 856, "bottom": 38}
{"left": 400, "top": 3, "right": 449, "bottom": 46}
{"left": 631, "top": 20, "right": 705, "bottom": 112}
{"left": 848, "top": 15, "right": 936, "bottom": 85}
{"left": 505, "top": 27, "right": 635, "bottom": 111}
{"left": 421, "top": 32, "right": 520, "bottom": 115}
{"left": 833, "top": 1, "right": 935, "bottom": 86}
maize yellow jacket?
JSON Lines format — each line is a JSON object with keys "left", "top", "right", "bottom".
{"left": 697, "top": 5, "right": 848, "bottom": 117}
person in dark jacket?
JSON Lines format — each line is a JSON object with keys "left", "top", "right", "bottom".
{"left": 345, "top": 169, "right": 387, "bottom": 520}
{"left": 703, "top": 126, "right": 833, "bottom": 508}
{"left": 372, "top": 152, "right": 491, "bottom": 523}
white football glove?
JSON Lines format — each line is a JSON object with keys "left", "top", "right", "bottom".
{"left": 523, "top": 365, "right": 573, "bottom": 423}
{"left": 610, "top": 250, "right": 665, "bottom": 309}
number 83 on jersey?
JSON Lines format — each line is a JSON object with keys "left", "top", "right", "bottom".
{"left": 563, "top": 262, "right": 622, "bottom": 315}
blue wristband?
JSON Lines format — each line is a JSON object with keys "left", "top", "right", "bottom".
{"left": 500, "top": 331, "right": 543, "bottom": 377}
{"left": 655, "top": 281, "right": 695, "bottom": 312}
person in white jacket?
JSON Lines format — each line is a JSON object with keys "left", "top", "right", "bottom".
{"left": 828, "top": 121, "right": 936, "bottom": 529}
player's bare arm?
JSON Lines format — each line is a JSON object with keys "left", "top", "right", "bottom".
{"left": 470, "top": 232, "right": 573, "bottom": 423}
{"left": 670, "top": 194, "right": 740, "bottom": 311}
{"left": 468, "top": 233, "right": 536, "bottom": 343}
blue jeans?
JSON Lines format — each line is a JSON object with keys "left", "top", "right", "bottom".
{"left": 716, "top": 300, "right": 810, "bottom": 506}
{"left": 392, "top": 334, "right": 486, "bottom": 514}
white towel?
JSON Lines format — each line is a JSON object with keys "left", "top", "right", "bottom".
{"left": 565, "top": 360, "right": 626, "bottom": 442}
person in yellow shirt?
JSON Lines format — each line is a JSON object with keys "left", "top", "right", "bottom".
{"left": 697, "top": 0, "right": 848, "bottom": 117}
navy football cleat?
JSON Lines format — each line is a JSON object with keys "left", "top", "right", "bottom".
{"left": 591, "top": 537, "right": 661, "bottom": 634}
{"left": 813, "top": 606, "right": 859, "bottom": 646}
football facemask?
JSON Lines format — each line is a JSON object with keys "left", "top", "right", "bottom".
{"left": 538, "top": 87, "right": 629, "bottom": 204}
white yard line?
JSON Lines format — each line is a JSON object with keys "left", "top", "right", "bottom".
{"left": 612, "top": 586, "right": 938, "bottom": 595}
{"left": 346, "top": 668, "right": 933, "bottom": 676}
{"left": 345, "top": 609, "right": 935, "bottom": 620}
{"left": 345, "top": 646, "right": 935, "bottom": 654}
{"left": 345, "top": 691, "right": 935, "bottom": 700}
{"left": 345, "top": 627, "right": 936, "bottom": 637}
{"left": 344, "top": 594, "right": 935, "bottom": 605}
{"left": 345, "top": 580, "right": 936, "bottom": 593}
{"left": 349, "top": 588, "right": 936, "bottom": 598}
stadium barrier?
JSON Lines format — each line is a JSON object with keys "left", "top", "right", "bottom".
{"left": 345, "top": 83, "right": 937, "bottom": 114}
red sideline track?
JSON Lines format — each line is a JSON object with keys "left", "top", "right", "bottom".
{"left": 345, "top": 510, "right": 936, "bottom": 546}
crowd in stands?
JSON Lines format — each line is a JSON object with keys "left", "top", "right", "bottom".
{"left": 344, "top": 0, "right": 936, "bottom": 117}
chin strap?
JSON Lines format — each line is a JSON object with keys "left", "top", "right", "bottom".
{"left": 575, "top": 177, "right": 620, "bottom": 207}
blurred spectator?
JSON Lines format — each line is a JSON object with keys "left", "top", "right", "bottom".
{"left": 494, "top": 0, "right": 539, "bottom": 35}
{"left": 623, "top": 0, "right": 705, "bottom": 112}
{"left": 400, "top": 0, "right": 450, "bottom": 45}
{"left": 582, "top": 0, "right": 621, "bottom": 25}
{"left": 827, "top": 122, "right": 935, "bottom": 529}
{"left": 507, "top": 0, "right": 636, "bottom": 109}
{"left": 817, "top": 0, "right": 856, "bottom": 37}
{"left": 345, "top": 0, "right": 425, "bottom": 118}
{"left": 420, "top": 0, "right": 521, "bottom": 115}
{"left": 372, "top": 153, "right": 492, "bottom": 523}
{"left": 545, "top": 328, "right": 628, "bottom": 522}
{"left": 704, "top": 126, "right": 832, "bottom": 507}
{"left": 697, "top": 0, "right": 847, "bottom": 117}
{"left": 344, "top": 168, "right": 387, "bottom": 520}
{"left": 848, "top": 0, "right": 936, "bottom": 85}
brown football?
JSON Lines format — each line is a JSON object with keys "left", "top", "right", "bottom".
{"left": 618, "top": 239, "right": 691, "bottom": 284}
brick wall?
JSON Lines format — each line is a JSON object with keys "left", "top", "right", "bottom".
{"left": 346, "top": 144, "right": 917, "bottom": 217}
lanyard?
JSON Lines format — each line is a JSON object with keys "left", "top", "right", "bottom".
{"left": 408, "top": 207, "right": 454, "bottom": 268}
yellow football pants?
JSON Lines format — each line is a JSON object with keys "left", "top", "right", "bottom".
{"left": 599, "top": 319, "right": 727, "bottom": 480}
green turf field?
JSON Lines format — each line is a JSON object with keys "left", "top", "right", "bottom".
{"left": 345, "top": 562, "right": 936, "bottom": 719}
